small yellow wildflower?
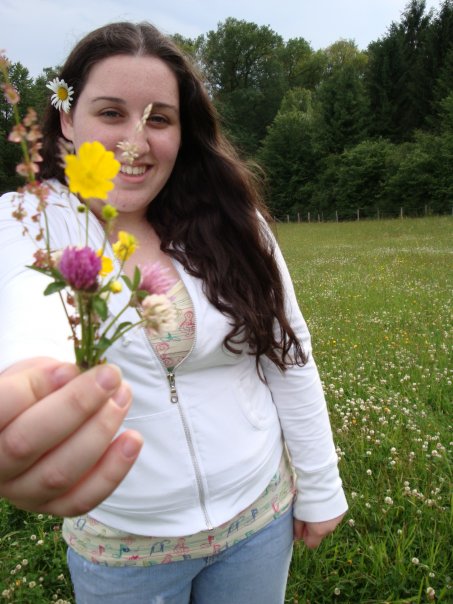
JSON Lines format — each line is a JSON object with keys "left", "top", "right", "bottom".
{"left": 112, "top": 231, "right": 137, "bottom": 262}
{"left": 109, "top": 280, "right": 123, "bottom": 293}
{"left": 65, "top": 141, "right": 120, "bottom": 200}
{"left": 97, "top": 251, "right": 114, "bottom": 276}
{"left": 101, "top": 204, "right": 118, "bottom": 221}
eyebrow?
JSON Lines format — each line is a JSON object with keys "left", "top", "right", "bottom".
{"left": 91, "top": 96, "right": 125, "bottom": 104}
{"left": 91, "top": 97, "right": 179, "bottom": 113}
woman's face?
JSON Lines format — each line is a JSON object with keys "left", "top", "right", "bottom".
{"left": 60, "top": 54, "right": 181, "bottom": 219}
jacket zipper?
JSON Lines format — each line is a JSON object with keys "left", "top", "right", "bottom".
{"left": 166, "top": 369, "right": 213, "bottom": 530}
{"left": 99, "top": 228, "right": 214, "bottom": 531}
{"left": 143, "top": 269, "right": 213, "bottom": 531}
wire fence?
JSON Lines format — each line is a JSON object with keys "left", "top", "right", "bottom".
{"left": 273, "top": 205, "right": 453, "bottom": 223}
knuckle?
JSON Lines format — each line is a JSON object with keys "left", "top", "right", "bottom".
{"left": 40, "top": 465, "right": 72, "bottom": 492}
{"left": 2, "top": 427, "right": 34, "bottom": 462}
{"left": 95, "top": 403, "right": 123, "bottom": 438}
{"left": 66, "top": 387, "right": 100, "bottom": 417}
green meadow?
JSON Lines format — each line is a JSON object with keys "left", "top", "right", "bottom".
{"left": 1, "top": 217, "right": 452, "bottom": 603}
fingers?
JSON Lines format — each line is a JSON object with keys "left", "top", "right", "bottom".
{"left": 0, "top": 364, "right": 125, "bottom": 482}
{"left": 13, "top": 430, "right": 144, "bottom": 516}
{"left": 4, "top": 380, "right": 133, "bottom": 502}
{"left": 0, "top": 359, "right": 80, "bottom": 429}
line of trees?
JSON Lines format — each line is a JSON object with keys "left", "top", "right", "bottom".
{"left": 1, "top": 0, "right": 452, "bottom": 219}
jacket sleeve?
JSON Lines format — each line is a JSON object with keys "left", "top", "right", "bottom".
{"left": 259, "top": 226, "right": 348, "bottom": 522}
{"left": 0, "top": 191, "right": 75, "bottom": 372}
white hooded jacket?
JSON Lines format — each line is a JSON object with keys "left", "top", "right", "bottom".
{"left": 0, "top": 181, "right": 347, "bottom": 536}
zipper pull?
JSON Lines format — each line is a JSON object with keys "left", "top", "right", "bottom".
{"left": 167, "top": 371, "right": 179, "bottom": 404}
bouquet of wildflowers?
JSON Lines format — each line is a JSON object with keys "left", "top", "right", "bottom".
{"left": 1, "top": 55, "right": 176, "bottom": 369}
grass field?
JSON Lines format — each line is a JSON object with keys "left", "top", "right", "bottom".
{"left": 1, "top": 217, "right": 452, "bottom": 603}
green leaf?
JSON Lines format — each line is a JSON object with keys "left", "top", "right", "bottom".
{"left": 95, "top": 335, "right": 112, "bottom": 351}
{"left": 92, "top": 296, "right": 108, "bottom": 321}
{"left": 27, "top": 265, "right": 63, "bottom": 280}
{"left": 132, "top": 266, "right": 141, "bottom": 290}
{"left": 43, "top": 281, "right": 66, "bottom": 295}
{"left": 122, "top": 275, "right": 133, "bottom": 290}
{"left": 117, "top": 321, "right": 133, "bottom": 333}
{"left": 136, "top": 289, "right": 149, "bottom": 301}
{"left": 111, "top": 321, "right": 133, "bottom": 339}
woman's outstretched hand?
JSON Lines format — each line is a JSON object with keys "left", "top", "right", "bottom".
{"left": 0, "top": 358, "right": 143, "bottom": 516}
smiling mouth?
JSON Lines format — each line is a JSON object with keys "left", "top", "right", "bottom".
{"left": 120, "top": 165, "right": 147, "bottom": 176}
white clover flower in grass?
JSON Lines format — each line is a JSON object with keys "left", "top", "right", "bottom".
{"left": 46, "top": 78, "right": 74, "bottom": 113}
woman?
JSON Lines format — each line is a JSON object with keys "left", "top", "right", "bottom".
{"left": 0, "top": 21, "right": 347, "bottom": 604}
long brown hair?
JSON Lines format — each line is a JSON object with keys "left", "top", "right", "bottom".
{"left": 40, "top": 22, "right": 306, "bottom": 372}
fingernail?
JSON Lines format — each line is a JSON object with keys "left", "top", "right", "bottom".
{"left": 112, "top": 383, "right": 132, "bottom": 408}
{"left": 95, "top": 365, "right": 122, "bottom": 391}
{"left": 121, "top": 435, "right": 143, "bottom": 459}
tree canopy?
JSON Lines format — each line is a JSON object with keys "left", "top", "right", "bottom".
{"left": 1, "top": 0, "right": 452, "bottom": 219}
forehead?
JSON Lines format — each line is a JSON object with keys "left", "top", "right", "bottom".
{"left": 82, "top": 54, "right": 179, "bottom": 107}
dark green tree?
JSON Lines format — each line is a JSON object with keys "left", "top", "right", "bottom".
{"left": 258, "top": 88, "right": 319, "bottom": 218}
{"left": 366, "top": 0, "right": 434, "bottom": 141}
{"left": 199, "top": 18, "right": 286, "bottom": 153}
{"left": 277, "top": 38, "right": 326, "bottom": 91}
{"left": 30, "top": 66, "right": 61, "bottom": 122}
{"left": 332, "top": 138, "right": 399, "bottom": 219}
{"left": 312, "top": 41, "right": 369, "bottom": 155}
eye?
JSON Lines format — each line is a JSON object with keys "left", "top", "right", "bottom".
{"left": 100, "top": 109, "right": 122, "bottom": 119}
{"left": 148, "top": 113, "right": 169, "bottom": 126}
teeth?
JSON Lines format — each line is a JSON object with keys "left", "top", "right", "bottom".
{"left": 121, "top": 165, "right": 146, "bottom": 176}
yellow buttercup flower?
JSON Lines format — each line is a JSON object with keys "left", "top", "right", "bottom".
{"left": 112, "top": 231, "right": 138, "bottom": 262}
{"left": 65, "top": 141, "right": 120, "bottom": 200}
{"left": 97, "top": 250, "right": 114, "bottom": 276}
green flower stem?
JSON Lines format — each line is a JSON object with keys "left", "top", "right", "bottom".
{"left": 97, "top": 297, "right": 133, "bottom": 343}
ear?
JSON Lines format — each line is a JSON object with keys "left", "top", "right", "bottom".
{"left": 60, "top": 110, "right": 74, "bottom": 141}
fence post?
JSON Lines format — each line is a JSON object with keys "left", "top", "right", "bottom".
{"left": 297, "top": 212, "right": 300, "bottom": 223}
{"left": 286, "top": 214, "right": 289, "bottom": 223}
{"left": 307, "top": 212, "right": 311, "bottom": 223}
{"left": 335, "top": 211, "right": 339, "bottom": 222}
{"left": 400, "top": 207, "right": 404, "bottom": 219}
{"left": 357, "top": 208, "right": 360, "bottom": 221}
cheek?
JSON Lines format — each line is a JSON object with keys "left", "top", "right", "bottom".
{"left": 72, "top": 124, "right": 117, "bottom": 151}
{"left": 161, "top": 137, "right": 181, "bottom": 167}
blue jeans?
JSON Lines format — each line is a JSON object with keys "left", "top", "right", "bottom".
{"left": 67, "top": 507, "right": 294, "bottom": 604}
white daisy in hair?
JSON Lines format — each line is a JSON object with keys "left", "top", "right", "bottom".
{"left": 46, "top": 77, "right": 74, "bottom": 113}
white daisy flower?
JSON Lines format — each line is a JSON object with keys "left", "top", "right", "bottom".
{"left": 46, "top": 78, "right": 74, "bottom": 113}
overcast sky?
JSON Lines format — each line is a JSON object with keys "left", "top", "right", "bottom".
{"left": 0, "top": 0, "right": 443, "bottom": 78}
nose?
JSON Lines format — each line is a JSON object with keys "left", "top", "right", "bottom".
{"left": 117, "top": 119, "right": 150, "bottom": 162}
{"left": 132, "top": 122, "right": 151, "bottom": 155}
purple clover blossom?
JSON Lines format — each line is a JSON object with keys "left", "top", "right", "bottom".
{"left": 59, "top": 246, "right": 102, "bottom": 291}
{"left": 139, "top": 261, "right": 176, "bottom": 295}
